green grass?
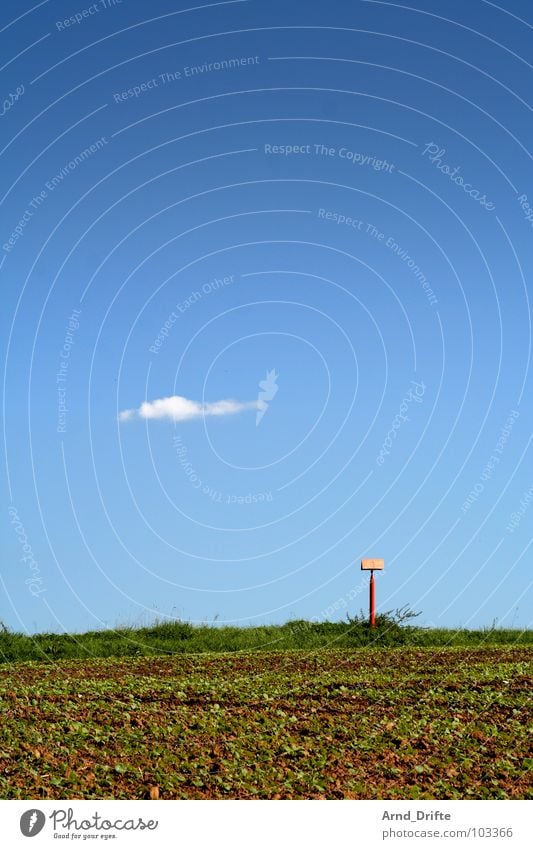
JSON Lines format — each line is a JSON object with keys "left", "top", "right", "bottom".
{"left": 0, "top": 647, "right": 530, "bottom": 799}
{"left": 0, "top": 618, "right": 531, "bottom": 663}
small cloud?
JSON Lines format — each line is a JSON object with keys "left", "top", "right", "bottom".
{"left": 119, "top": 394, "right": 259, "bottom": 423}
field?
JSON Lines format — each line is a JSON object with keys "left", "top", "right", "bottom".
{"left": 0, "top": 646, "right": 531, "bottom": 800}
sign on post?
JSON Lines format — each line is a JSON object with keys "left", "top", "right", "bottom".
{"left": 360, "top": 559, "right": 384, "bottom": 627}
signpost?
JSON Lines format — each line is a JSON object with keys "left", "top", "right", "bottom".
{"left": 361, "top": 559, "right": 384, "bottom": 628}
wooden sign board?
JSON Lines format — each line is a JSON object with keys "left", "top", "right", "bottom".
{"left": 361, "top": 558, "right": 384, "bottom": 571}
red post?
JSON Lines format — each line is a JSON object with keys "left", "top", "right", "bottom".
{"left": 369, "top": 570, "right": 376, "bottom": 628}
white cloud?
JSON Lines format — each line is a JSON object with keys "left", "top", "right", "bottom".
{"left": 119, "top": 394, "right": 258, "bottom": 423}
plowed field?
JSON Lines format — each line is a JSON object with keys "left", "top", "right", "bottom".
{"left": 1, "top": 648, "right": 531, "bottom": 799}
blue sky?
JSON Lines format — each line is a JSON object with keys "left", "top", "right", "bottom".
{"left": 2, "top": 0, "right": 532, "bottom": 633}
